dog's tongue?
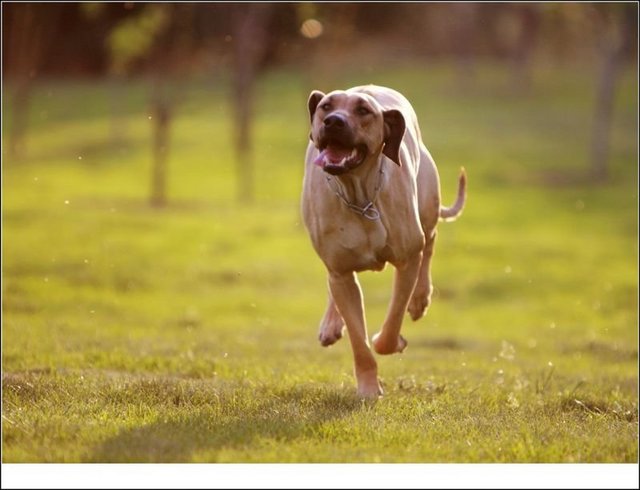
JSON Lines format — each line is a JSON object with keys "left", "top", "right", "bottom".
{"left": 314, "top": 145, "right": 352, "bottom": 167}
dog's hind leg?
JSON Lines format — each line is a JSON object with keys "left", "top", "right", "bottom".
{"left": 407, "top": 147, "right": 440, "bottom": 322}
{"left": 408, "top": 229, "right": 436, "bottom": 321}
{"left": 318, "top": 291, "right": 345, "bottom": 346}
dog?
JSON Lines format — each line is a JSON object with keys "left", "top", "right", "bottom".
{"left": 301, "top": 85, "right": 466, "bottom": 398}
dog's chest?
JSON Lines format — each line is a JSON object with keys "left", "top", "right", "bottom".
{"left": 315, "top": 210, "right": 417, "bottom": 272}
{"left": 303, "top": 166, "right": 425, "bottom": 272}
{"left": 329, "top": 219, "right": 388, "bottom": 270}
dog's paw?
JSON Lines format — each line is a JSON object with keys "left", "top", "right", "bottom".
{"left": 357, "top": 382, "right": 383, "bottom": 400}
{"left": 371, "top": 332, "right": 408, "bottom": 355}
{"left": 408, "top": 289, "right": 431, "bottom": 321}
{"left": 318, "top": 323, "right": 345, "bottom": 347}
{"left": 355, "top": 371, "right": 384, "bottom": 399}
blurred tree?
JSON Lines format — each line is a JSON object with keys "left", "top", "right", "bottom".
{"left": 147, "top": 4, "right": 197, "bottom": 208}
{"left": 449, "top": 3, "right": 479, "bottom": 90}
{"left": 316, "top": 3, "right": 358, "bottom": 87}
{"left": 296, "top": 3, "right": 324, "bottom": 91}
{"left": 82, "top": 3, "right": 132, "bottom": 147}
{"left": 105, "top": 3, "right": 196, "bottom": 207}
{"left": 3, "top": 3, "right": 59, "bottom": 160}
{"left": 589, "top": 3, "right": 636, "bottom": 182}
{"left": 106, "top": 3, "right": 170, "bottom": 207}
{"left": 231, "top": 3, "right": 274, "bottom": 204}
{"left": 509, "top": 4, "right": 542, "bottom": 93}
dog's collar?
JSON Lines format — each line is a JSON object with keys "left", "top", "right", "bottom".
{"left": 324, "top": 160, "right": 385, "bottom": 220}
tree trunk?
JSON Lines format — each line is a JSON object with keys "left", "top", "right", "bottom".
{"left": 8, "top": 80, "right": 31, "bottom": 160}
{"left": 449, "top": 4, "right": 479, "bottom": 91}
{"left": 232, "top": 4, "right": 272, "bottom": 204}
{"left": 589, "top": 8, "right": 633, "bottom": 182}
{"left": 109, "top": 74, "right": 126, "bottom": 147}
{"left": 510, "top": 5, "right": 540, "bottom": 93}
{"left": 145, "top": 4, "right": 191, "bottom": 208}
{"left": 5, "top": 4, "right": 41, "bottom": 161}
{"left": 5, "top": 3, "right": 61, "bottom": 161}
{"left": 234, "top": 76, "right": 253, "bottom": 203}
{"left": 319, "top": 4, "right": 357, "bottom": 87}
{"left": 150, "top": 92, "right": 171, "bottom": 208}
{"left": 590, "top": 44, "right": 619, "bottom": 182}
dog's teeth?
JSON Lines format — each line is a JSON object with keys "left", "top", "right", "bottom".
{"left": 322, "top": 152, "right": 352, "bottom": 166}
{"left": 350, "top": 148, "right": 357, "bottom": 158}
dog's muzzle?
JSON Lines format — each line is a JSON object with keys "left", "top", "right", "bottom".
{"left": 314, "top": 114, "right": 367, "bottom": 175}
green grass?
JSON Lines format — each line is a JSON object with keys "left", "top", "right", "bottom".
{"left": 2, "top": 61, "right": 638, "bottom": 463}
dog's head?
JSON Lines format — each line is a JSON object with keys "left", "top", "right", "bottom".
{"left": 307, "top": 89, "right": 406, "bottom": 175}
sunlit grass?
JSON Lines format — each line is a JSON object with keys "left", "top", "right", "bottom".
{"left": 2, "top": 62, "right": 637, "bottom": 462}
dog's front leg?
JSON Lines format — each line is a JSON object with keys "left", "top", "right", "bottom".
{"left": 372, "top": 253, "right": 423, "bottom": 355}
{"left": 328, "top": 271, "right": 382, "bottom": 398}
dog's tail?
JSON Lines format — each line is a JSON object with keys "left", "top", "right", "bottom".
{"left": 439, "top": 168, "right": 467, "bottom": 222}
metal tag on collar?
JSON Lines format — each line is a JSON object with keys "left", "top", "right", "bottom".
{"left": 361, "top": 202, "right": 381, "bottom": 220}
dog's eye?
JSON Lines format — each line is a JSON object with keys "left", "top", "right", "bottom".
{"left": 320, "top": 103, "right": 332, "bottom": 111}
{"left": 356, "top": 106, "right": 371, "bottom": 116}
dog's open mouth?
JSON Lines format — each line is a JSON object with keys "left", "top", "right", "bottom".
{"left": 313, "top": 144, "right": 367, "bottom": 175}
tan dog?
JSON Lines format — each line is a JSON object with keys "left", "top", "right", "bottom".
{"left": 301, "top": 85, "right": 466, "bottom": 398}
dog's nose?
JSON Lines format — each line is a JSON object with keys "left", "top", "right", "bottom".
{"left": 323, "top": 114, "right": 346, "bottom": 129}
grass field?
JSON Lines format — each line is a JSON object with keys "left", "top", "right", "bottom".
{"left": 2, "top": 62, "right": 638, "bottom": 463}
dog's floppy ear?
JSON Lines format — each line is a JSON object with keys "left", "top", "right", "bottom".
{"left": 382, "top": 109, "right": 406, "bottom": 166}
{"left": 308, "top": 90, "right": 325, "bottom": 124}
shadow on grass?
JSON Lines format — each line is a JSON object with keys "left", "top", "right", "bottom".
{"left": 87, "top": 385, "right": 362, "bottom": 463}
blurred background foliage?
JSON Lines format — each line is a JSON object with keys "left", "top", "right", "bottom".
{"left": 3, "top": 3, "right": 637, "bottom": 78}
{"left": 2, "top": 2, "right": 637, "bottom": 204}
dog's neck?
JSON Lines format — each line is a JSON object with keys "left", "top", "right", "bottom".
{"left": 329, "top": 152, "right": 386, "bottom": 209}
